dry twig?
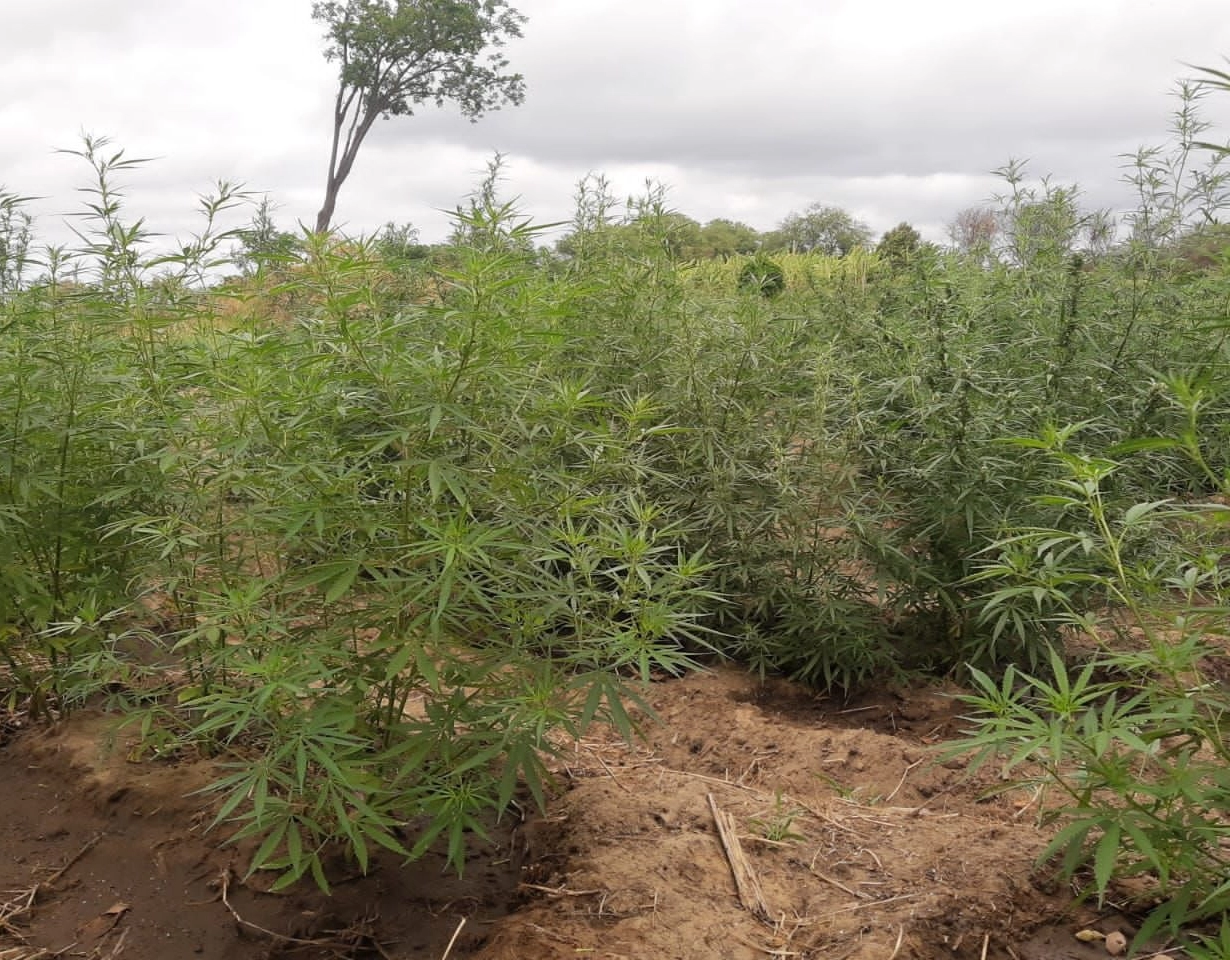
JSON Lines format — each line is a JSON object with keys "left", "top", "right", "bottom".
{"left": 813, "top": 893, "right": 915, "bottom": 922}
{"left": 708, "top": 793, "right": 773, "bottom": 922}
{"left": 806, "top": 865, "right": 869, "bottom": 901}
{"left": 884, "top": 759, "right": 923, "bottom": 804}
{"left": 887, "top": 925, "right": 905, "bottom": 960}
{"left": 518, "top": 883, "right": 602, "bottom": 897}
{"left": 0, "top": 833, "right": 104, "bottom": 943}
{"left": 45, "top": 833, "right": 103, "bottom": 888}
{"left": 216, "top": 868, "right": 387, "bottom": 956}
{"left": 439, "top": 917, "right": 465, "bottom": 960}
{"left": 0, "top": 887, "right": 38, "bottom": 935}
{"left": 589, "top": 750, "right": 633, "bottom": 795}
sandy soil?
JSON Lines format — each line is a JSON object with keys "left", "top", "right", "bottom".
{"left": 0, "top": 666, "right": 1144, "bottom": 960}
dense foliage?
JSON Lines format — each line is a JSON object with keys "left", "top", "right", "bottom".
{"left": 2, "top": 102, "right": 1228, "bottom": 939}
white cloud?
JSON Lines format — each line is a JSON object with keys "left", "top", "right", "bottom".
{"left": 4, "top": 0, "right": 1230, "bottom": 250}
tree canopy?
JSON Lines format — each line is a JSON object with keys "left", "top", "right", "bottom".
{"left": 312, "top": 0, "right": 527, "bottom": 233}
{"left": 693, "top": 218, "right": 761, "bottom": 259}
{"left": 947, "top": 206, "right": 1000, "bottom": 257}
{"left": 764, "top": 203, "right": 872, "bottom": 256}
{"left": 875, "top": 222, "right": 922, "bottom": 268}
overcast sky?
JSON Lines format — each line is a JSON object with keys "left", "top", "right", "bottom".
{"left": 4, "top": 0, "right": 1230, "bottom": 252}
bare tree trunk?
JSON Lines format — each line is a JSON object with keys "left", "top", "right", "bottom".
{"left": 315, "top": 185, "right": 338, "bottom": 235}
{"left": 315, "top": 85, "right": 349, "bottom": 235}
{"left": 315, "top": 88, "right": 380, "bottom": 235}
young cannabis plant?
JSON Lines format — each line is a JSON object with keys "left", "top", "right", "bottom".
{"left": 750, "top": 790, "right": 807, "bottom": 844}
{"left": 953, "top": 425, "right": 1230, "bottom": 946}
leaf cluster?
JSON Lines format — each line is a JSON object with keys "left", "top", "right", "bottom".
{"left": 313, "top": 0, "right": 526, "bottom": 120}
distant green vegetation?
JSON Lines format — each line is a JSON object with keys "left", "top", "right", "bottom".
{"left": 1, "top": 80, "right": 1229, "bottom": 940}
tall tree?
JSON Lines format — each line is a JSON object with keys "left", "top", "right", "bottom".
{"left": 765, "top": 203, "right": 871, "bottom": 255}
{"left": 947, "top": 206, "right": 1000, "bottom": 258}
{"left": 311, "top": 0, "right": 527, "bottom": 234}
{"left": 696, "top": 218, "right": 760, "bottom": 258}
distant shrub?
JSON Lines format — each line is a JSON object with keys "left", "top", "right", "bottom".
{"left": 875, "top": 222, "right": 921, "bottom": 270}
{"left": 738, "top": 256, "right": 785, "bottom": 297}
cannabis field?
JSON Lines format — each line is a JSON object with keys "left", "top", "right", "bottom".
{"left": 1, "top": 132, "right": 1228, "bottom": 959}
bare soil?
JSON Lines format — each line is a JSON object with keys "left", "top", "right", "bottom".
{"left": 0, "top": 666, "right": 1147, "bottom": 960}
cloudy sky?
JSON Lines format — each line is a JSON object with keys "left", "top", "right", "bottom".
{"left": 4, "top": 0, "right": 1230, "bottom": 251}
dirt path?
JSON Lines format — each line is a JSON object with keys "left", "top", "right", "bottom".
{"left": 0, "top": 667, "right": 1134, "bottom": 959}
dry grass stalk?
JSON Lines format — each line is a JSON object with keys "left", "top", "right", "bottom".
{"left": 438, "top": 917, "right": 466, "bottom": 960}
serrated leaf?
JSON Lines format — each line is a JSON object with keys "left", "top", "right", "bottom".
{"left": 1120, "top": 820, "right": 1160, "bottom": 879}
{"left": 1040, "top": 819, "right": 1093, "bottom": 874}
{"left": 285, "top": 822, "right": 303, "bottom": 870}
{"left": 1093, "top": 824, "right": 1121, "bottom": 899}
{"left": 248, "top": 819, "right": 289, "bottom": 876}
{"left": 1122, "top": 500, "right": 1171, "bottom": 526}
{"left": 323, "top": 560, "right": 360, "bottom": 603}
{"left": 365, "top": 825, "right": 411, "bottom": 858}
{"left": 211, "top": 779, "right": 255, "bottom": 827}
{"left": 1110, "top": 437, "right": 1181, "bottom": 455}
{"left": 309, "top": 854, "right": 330, "bottom": 894}
{"left": 350, "top": 829, "right": 370, "bottom": 874}
{"left": 383, "top": 641, "right": 416, "bottom": 682}
{"left": 415, "top": 643, "right": 440, "bottom": 691}
{"left": 427, "top": 459, "right": 443, "bottom": 502}
{"left": 269, "top": 864, "right": 305, "bottom": 892}
{"left": 286, "top": 560, "right": 358, "bottom": 594}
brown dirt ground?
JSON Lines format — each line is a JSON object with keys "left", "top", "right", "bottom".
{"left": 0, "top": 666, "right": 1156, "bottom": 960}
